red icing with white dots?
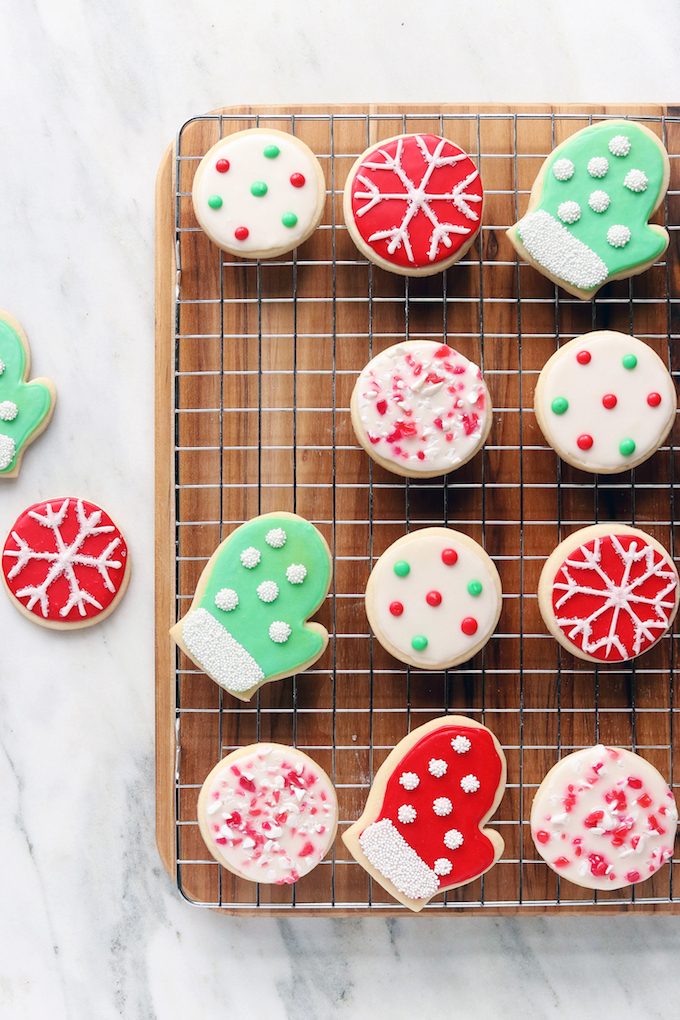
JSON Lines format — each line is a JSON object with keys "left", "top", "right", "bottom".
{"left": 531, "top": 745, "right": 678, "bottom": 890}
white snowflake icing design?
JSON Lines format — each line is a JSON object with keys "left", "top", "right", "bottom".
{"left": 4, "top": 498, "right": 123, "bottom": 618}
{"left": 354, "top": 135, "right": 481, "bottom": 263}
{"left": 553, "top": 535, "right": 677, "bottom": 659}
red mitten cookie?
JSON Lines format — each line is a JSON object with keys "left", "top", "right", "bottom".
{"left": 343, "top": 717, "right": 506, "bottom": 911}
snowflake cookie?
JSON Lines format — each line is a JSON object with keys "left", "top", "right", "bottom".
{"left": 342, "top": 717, "right": 506, "bottom": 911}
{"left": 169, "top": 512, "right": 332, "bottom": 701}
{"left": 365, "top": 527, "right": 502, "bottom": 669}
{"left": 351, "top": 341, "right": 492, "bottom": 478}
{"left": 507, "top": 120, "right": 670, "bottom": 299}
{"left": 538, "top": 524, "right": 679, "bottom": 663}
{"left": 198, "top": 743, "right": 338, "bottom": 885}
{"left": 192, "top": 128, "right": 326, "bottom": 259}
{"left": 1, "top": 498, "right": 130, "bottom": 629}
{"left": 534, "top": 331, "right": 676, "bottom": 474}
{"left": 531, "top": 745, "right": 677, "bottom": 891}
{"left": 0, "top": 311, "right": 56, "bottom": 478}
{"left": 343, "top": 133, "right": 484, "bottom": 277}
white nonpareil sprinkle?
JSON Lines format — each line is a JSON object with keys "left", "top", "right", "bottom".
{"left": 214, "top": 587, "right": 239, "bottom": 612}
{"left": 518, "top": 210, "right": 609, "bottom": 291}
{"left": 0, "top": 433, "right": 16, "bottom": 470}
{"left": 257, "top": 580, "right": 279, "bottom": 603}
{"left": 552, "top": 158, "right": 575, "bottom": 181}
{"left": 451, "top": 735, "right": 471, "bottom": 754}
{"left": 428, "top": 758, "right": 448, "bottom": 778}
{"left": 286, "top": 563, "right": 307, "bottom": 584}
{"left": 433, "top": 797, "right": 453, "bottom": 817}
{"left": 587, "top": 156, "right": 609, "bottom": 178}
{"left": 444, "top": 828, "right": 464, "bottom": 850}
{"left": 240, "top": 546, "right": 261, "bottom": 569}
{"left": 269, "top": 620, "right": 291, "bottom": 643}
{"left": 0, "top": 359, "right": 5, "bottom": 374}
{"left": 609, "top": 134, "right": 631, "bottom": 157}
{"left": 0, "top": 400, "right": 18, "bottom": 421}
{"left": 433, "top": 857, "right": 453, "bottom": 876}
{"left": 588, "top": 190, "right": 611, "bottom": 213}
{"left": 607, "top": 224, "right": 631, "bottom": 248}
{"left": 265, "top": 527, "right": 287, "bottom": 548}
{"left": 359, "top": 819, "right": 440, "bottom": 901}
{"left": 397, "top": 804, "right": 417, "bottom": 824}
{"left": 557, "top": 201, "right": 581, "bottom": 225}
{"left": 182, "top": 608, "right": 264, "bottom": 693}
{"left": 623, "top": 169, "right": 648, "bottom": 193}
{"left": 399, "top": 771, "right": 420, "bottom": 791}
{"left": 460, "top": 774, "right": 480, "bottom": 794}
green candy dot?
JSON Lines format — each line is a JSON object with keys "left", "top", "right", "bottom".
{"left": 622, "top": 354, "right": 638, "bottom": 370}
{"left": 207, "top": 194, "right": 223, "bottom": 209}
{"left": 282, "top": 212, "right": 298, "bottom": 228}
{"left": 551, "top": 396, "right": 569, "bottom": 415}
{"left": 263, "top": 144, "right": 280, "bottom": 158}
{"left": 467, "top": 580, "right": 483, "bottom": 597}
{"left": 251, "top": 181, "right": 268, "bottom": 197}
{"left": 620, "top": 438, "right": 636, "bottom": 457}
{"left": 411, "top": 635, "right": 428, "bottom": 651}
{"left": 394, "top": 560, "right": 410, "bottom": 577}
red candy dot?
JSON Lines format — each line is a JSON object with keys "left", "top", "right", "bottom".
{"left": 461, "top": 617, "right": 478, "bottom": 636}
{"left": 216, "top": 158, "right": 230, "bottom": 173}
{"left": 647, "top": 392, "right": 661, "bottom": 407}
{"left": 577, "top": 434, "right": 593, "bottom": 450}
{"left": 290, "top": 173, "right": 306, "bottom": 188}
{"left": 442, "top": 548, "right": 458, "bottom": 566}
{"left": 576, "top": 350, "right": 592, "bottom": 365}
{"left": 426, "top": 591, "right": 442, "bottom": 607}
{"left": 389, "top": 601, "right": 403, "bottom": 616}
{"left": 234, "top": 226, "right": 249, "bottom": 241}
{"left": 602, "top": 393, "right": 617, "bottom": 409}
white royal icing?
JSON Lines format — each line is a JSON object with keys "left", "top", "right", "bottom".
{"left": 443, "top": 828, "right": 464, "bottom": 850}
{"left": 609, "top": 134, "right": 631, "bottom": 157}
{"left": 428, "top": 758, "right": 448, "bottom": 778}
{"left": 215, "top": 587, "right": 239, "bottom": 612}
{"left": 286, "top": 563, "right": 307, "bottom": 584}
{"left": 460, "top": 774, "right": 480, "bottom": 793}
{"left": 607, "top": 224, "right": 631, "bottom": 248}
{"left": 269, "top": 620, "right": 292, "bottom": 643}
{"left": 517, "top": 209, "right": 609, "bottom": 291}
{"left": 398, "top": 805, "right": 417, "bottom": 824}
{"left": 0, "top": 400, "right": 18, "bottom": 421}
{"left": 256, "top": 580, "right": 279, "bottom": 603}
{"left": 433, "top": 797, "right": 453, "bottom": 816}
{"left": 588, "top": 190, "right": 610, "bottom": 213}
{"left": 587, "top": 156, "right": 609, "bottom": 178}
{"left": 359, "top": 818, "right": 440, "bottom": 901}
{"left": 182, "top": 607, "right": 265, "bottom": 693}
{"left": 399, "top": 771, "right": 420, "bottom": 791}
{"left": 623, "top": 169, "right": 649, "bottom": 193}
{"left": 265, "top": 527, "right": 287, "bottom": 548}
{"left": 552, "top": 158, "right": 575, "bottom": 181}
{"left": 0, "top": 433, "right": 15, "bottom": 470}
{"left": 557, "top": 201, "right": 581, "bottom": 224}
{"left": 240, "top": 546, "right": 261, "bottom": 569}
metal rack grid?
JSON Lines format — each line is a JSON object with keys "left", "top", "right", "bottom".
{"left": 167, "top": 107, "right": 680, "bottom": 912}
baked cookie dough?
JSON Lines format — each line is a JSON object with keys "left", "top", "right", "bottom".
{"left": 170, "top": 512, "right": 332, "bottom": 701}
{"left": 534, "top": 331, "right": 676, "bottom": 474}
{"left": 192, "top": 128, "right": 326, "bottom": 259}
{"left": 343, "top": 133, "right": 483, "bottom": 277}
{"left": 199, "top": 743, "right": 338, "bottom": 885}
{"left": 507, "top": 120, "right": 670, "bottom": 299}
{"left": 343, "top": 716, "right": 506, "bottom": 911}
{"left": 351, "top": 340, "right": 491, "bottom": 478}
{"left": 366, "top": 528, "right": 502, "bottom": 669}
{"left": 538, "top": 524, "right": 679, "bottom": 663}
{"left": 531, "top": 744, "right": 677, "bottom": 891}
{"left": 0, "top": 310, "right": 56, "bottom": 478}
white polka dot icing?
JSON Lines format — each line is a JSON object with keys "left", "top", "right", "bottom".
{"left": 587, "top": 156, "right": 609, "bottom": 178}
{"left": 0, "top": 400, "right": 18, "bottom": 421}
{"left": 398, "top": 805, "right": 417, "bottom": 824}
{"left": 623, "top": 169, "right": 649, "bottom": 193}
{"left": 265, "top": 527, "right": 287, "bottom": 548}
{"left": 558, "top": 201, "right": 580, "bottom": 224}
{"left": 552, "top": 158, "right": 575, "bottom": 181}
{"left": 256, "top": 580, "right": 279, "bottom": 603}
{"left": 588, "top": 190, "right": 610, "bottom": 213}
{"left": 607, "top": 224, "right": 631, "bottom": 248}
{"left": 531, "top": 745, "right": 677, "bottom": 891}
{"left": 215, "top": 588, "right": 239, "bottom": 612}
{"left": 609, "top": 134, "right": 632, "bottom": 157}
{"left": 240, "top": 546, "right": 261, "bottom": 569}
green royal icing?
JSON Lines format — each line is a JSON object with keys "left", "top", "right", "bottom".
{"left": 467, "top": 580, "right": 483, "bottom": 597}
{"left": 0, "top": 319, "right": 52, "bottom": 474}
{"left": 251, "top": 181, "right": 268, "bottom": 197}
{"left": 208, "top": 194, "right": 223, "bottom": 209}
{"left": 551, "top": 396, "right": 569, "bottom": 415}
{"left": 622, "top": 354, "right": 638, "bottom": 369}
{"left": 195, "top": 515, "right": 329, "bottom": 681}
{"left": 394, "top": 560, "right": 410, "bottom": 577}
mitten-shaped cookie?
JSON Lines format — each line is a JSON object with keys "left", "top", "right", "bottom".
{"left": 343, "top": 717, "right": 506, "bottom": 911}
{"left": 0, "top": 311, "right": 55, "bottom": 477}
{"left": 170, "top": 512, "right": 331, "bottom": 701}
{"left": 507, "top": 121, "right": 669, "bottom": 299}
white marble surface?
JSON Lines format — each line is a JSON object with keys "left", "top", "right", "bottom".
{"left": 2, "top": 1, "right": 680, "bottom": 1016}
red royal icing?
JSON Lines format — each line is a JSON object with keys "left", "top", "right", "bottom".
{"left": 577, "top": 434, "right": 593, "bottom": 450}
{"left": 349, "top": 134, "right": 483, "bottom": 270}
{"left": 647, "top": 392, "right": 661, "bottom": 407}
{"left": 461, "top": 617, "right": 478, "bottom": 636}
{"left": 576, "top": 350, "right": 592, "bottom": 365}
{"left": 442, "top": 548, "right": 458, "bottom": 566}
{"left": 290, "top": 173, "right": 306, "bottom": 188}
{"left": 390, "top": 601, "right": 404, "bottom": 616}
{"left": 215, "top": 158, "right": 230, "bottom": 173}
{"left": 234, "top": 226, "right": 249, "bottom": 241}
{"left": 426, "top": 590, "right": 442, "bottom": 607}
{"left": 602, "top": 394, "right": 617, "bottom": 409}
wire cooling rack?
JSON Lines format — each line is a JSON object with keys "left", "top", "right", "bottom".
{"left": 155, "top": 105, "right": 680, "bottom": 913}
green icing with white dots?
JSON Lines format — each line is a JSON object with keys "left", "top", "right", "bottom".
{"left": 0, "top": 319, "right": 53, "bottom": 474}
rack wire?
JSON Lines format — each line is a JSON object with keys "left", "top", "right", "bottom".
{"left": 165, "top": 107, "right": 680, "bottom": 912}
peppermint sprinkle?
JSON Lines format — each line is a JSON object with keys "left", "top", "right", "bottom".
{"left": 460, "top": 774, "right": 481, "bottom": 793}
{"left": 623, "top": 169, "right": 648, "bottom": 193}
{"left": 552, "top": 158, "right": 575, "bottom": 181}
{"left": 433, "top": 797, "right": 453, "bottom": 817}
{"left": 265, "top": 527, "right": 287, "bottom": 548}
{"left": 397, "top": 804, "right": 417, "bottom": 824}
{"left": 607, "top": 224, "right": 631, "bottom": 248}
{"left": 240, "top": 546, "right": 261, "bottom": 569}
{"left": 269, "top": 621, "right": 291, "bottom": 643}
{"left": 587, "top": 156, "right": 609, "bottom": 178}
{"left": 444, "top": 828, "right": 464, "bottom": 850}
{"left": 214, "top": 587, "right": 238, "bottom": 612}
{"left": 451, "top": 735, "right": 472, "bottom": 754}
{"left": 428, "top": 758, "right": 448, "bottom": 778}
{"left": 286, "top": 563, "right": 307, "bottom": 584}
{"left": 399, "top": 771, "right": 420, "bottom": 791}
{"left": 609, "top": 134, "right": 631, "bottom": 157}
{"left": 257, "top": 580, "right": 279, "bottom": 603}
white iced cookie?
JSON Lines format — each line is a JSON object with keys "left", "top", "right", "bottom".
{"left": 192, "top": 128, "right": 326, "bottom": 259}
{"left": 366, "top": 528, "right": 502, "bottom": 669}
{"left": 531, "top": 745, "right": 677, "bottom": 891}
{"left": 534, "top": 331, "right": 676, "bottom": 474}
{"left": 351, "top": 341, "right": 492, "bottom": 479}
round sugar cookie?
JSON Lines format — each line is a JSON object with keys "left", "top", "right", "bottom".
{"left": 531, "top": 744, "right": 677, "bottom": 890}
{"left": 538, "top": 524, "right": 679, "bottom": 663}
{"left": 351, "top": 340, "right": 492, "bottom": 479}
{"left": 198, "top": 743, "right": 338, "bottom": 885}
{"left": 343, "top": 133, "right": 483, "bottom": 277}
{"left": 534, "top": 331, "right": 676, "bottom": 474}
{"left": 366, "top": 528, "right": 502, "bottom": 669}
{"left": 192, "top": 128, "right": 326, "bottom": 259}
{"left": 1, "top": 497, "right": 130, "bottom": 630}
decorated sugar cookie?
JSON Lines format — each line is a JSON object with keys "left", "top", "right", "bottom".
{"left": 343, "top": 717, "right": 506, "bottom": 910}
{"left": 507, "top": 120, "right": 669, "bottom": 299}
{"left": 0, "top": 311, "right": 56, "bottom": 478}
{"left": 1, "top": 497, "right": 130, "bottom": 629}
{"left": 366, "top": 528, "right": 502, "bottom": 669}
{"left": 538, "top": 524, "right": 679, "bottom": 663}
{"left": 531, "top": 745, "right": 677, "bottom": 891}
{"left": 351, "top": 341, "right": 491, "bottom": 478}
{"left": 170, "top": 512, "right": 332, "bottom": 701}
{"left": 198, "top": 743, "right": 338, "bottom": 885}
{"left": 534, "top": 331, "right": 676, "bottom": 474}
{"left": 343, "top": 133, "right": 483, "bottom": 277}
{"left": 192, "top": 128, "right": 326, "bottom": 259}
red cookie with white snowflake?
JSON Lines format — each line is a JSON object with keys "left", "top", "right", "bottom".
{"left": 538, "top": 524, "right": 678, "bottom": 663}
{"left": 531, "top": 744, "right": 677, "bottom": 890}
{"left": 351, "top": 341, "right": 492, "bottom": 478}
{"left": 1, "top": 497, "right": 130, "bottom": 629}
{"left": 198, "top": 743, "right": 338, "bottom": 885}
{"left": 343, "top": 133, "right": 483, "bottom": 277}
{"left": 343, "top": 717, "right": 506, "bottom": 911}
